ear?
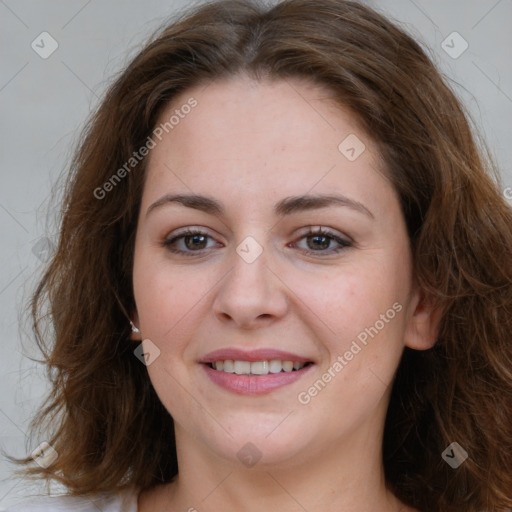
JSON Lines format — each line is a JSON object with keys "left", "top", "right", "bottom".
{"left": 129, "top": 310, "right": 141, "bottom": 341}
{"left": 404, "top": 285, "right": 443, "bottom": 351}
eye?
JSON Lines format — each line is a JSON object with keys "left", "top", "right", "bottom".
{"left": 162, "top": 226, "right": 352, "bottom": 256}
{"left": 162, "top": 229, "right": 221, "bottom": 255}
{"left": 291, "top": 227, "right": 352, "bottom": 255}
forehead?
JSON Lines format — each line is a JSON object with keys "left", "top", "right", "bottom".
{"left": 153, "top": 75, "right": 366, "bottom": 158}
{"left": 141, "top": 76, "right": 396, "bottom": 219}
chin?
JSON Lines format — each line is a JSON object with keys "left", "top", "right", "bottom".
{"left": 196, "top": 418, "right": 321, "bottom": 469}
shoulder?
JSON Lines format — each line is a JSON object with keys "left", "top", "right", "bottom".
{"left": 2, "top": 486, "right": 140, "bottom": 512}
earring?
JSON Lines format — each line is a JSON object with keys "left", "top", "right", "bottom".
{"left": 130, "top": 320, "right": 140, "bottom": 333}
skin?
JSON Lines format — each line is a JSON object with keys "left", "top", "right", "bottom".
{"left": 130, "top": 75, "right": 440, "bottom": 512}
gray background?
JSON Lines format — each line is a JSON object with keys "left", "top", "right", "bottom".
{"left": 1, "top": 0, "right": 511, "bottom": 508}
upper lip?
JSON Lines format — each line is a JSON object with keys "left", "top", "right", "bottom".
{"left": 198, "top": 348, "right": 313, "bottom": 364}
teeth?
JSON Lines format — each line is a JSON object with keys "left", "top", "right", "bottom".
{"left": 282, "top": 361, "right": 293, "bottom": 372}
{"left": 269, "top": 359, "right": 282, "bottom": 373}
{"left": 251, "top": 361, "right": 269, "bottom": 375}
{"left": 211, "top": 360, "right": 307, "bottom": 375}
{"left": 234, "top": 361, "right": 251, "bottom": 374}
{"left": 223, "top": 360, "right": 234, "bottom": 373}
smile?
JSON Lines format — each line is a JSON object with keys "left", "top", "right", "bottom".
{"left": 198, "top": 348, "right": 315, "bottom": 395}
{"left": 208, "top": 359, "right": 311, "bottom": 375}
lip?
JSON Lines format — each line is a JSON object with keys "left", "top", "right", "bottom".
{"left": 198, "top": 348, "right": 313, "bottom": 364}
{"left": 201, "top": 363, "right": 314, "bottom": 395}
{"left": 198, "top": 347, "right": 315, "bottom": 396}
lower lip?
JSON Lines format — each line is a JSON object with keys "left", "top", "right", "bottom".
{"left": 201, "top": 364, "right": 314, "bottom": 395}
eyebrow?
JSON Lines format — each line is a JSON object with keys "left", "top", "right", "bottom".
{"left": 145, "top": 193, "right": 374, "bottom": 219}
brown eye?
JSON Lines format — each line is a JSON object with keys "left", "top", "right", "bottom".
{"left": 163, "top": 229, "right": 220, "bottom": 254}
{"left": 293, "top": 227, "right": 352, "bottom": 255}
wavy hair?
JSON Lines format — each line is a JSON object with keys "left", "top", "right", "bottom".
{"left": 6, "top": 1, "right": 512, "bottom": 510}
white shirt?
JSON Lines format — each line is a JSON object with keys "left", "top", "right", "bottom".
{"left": 1, "top": 486, "right": 139, "bottom": 512}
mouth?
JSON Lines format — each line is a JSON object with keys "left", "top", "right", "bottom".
{"left": 205, "top": 359, "right": 314, "bottom": 375}
{"left": 198, "top": 349, "right": 315, "bottom": 395}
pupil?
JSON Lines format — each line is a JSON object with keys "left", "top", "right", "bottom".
{"left": 309, "top": 235, "right": 329, "bottom": 250}
{"left": 186, "top": 234, "right": 207, "bottom": 250}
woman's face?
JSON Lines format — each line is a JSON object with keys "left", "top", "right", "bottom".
{"left": 131, "top": 76, "right": 434, "bottom": 469}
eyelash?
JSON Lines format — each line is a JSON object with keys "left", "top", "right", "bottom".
{"left": 162, "top": 227, "right": 352, "bottom": 256}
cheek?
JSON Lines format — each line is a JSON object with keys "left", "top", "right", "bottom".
{"left": 297, "top": 260, "right": 407, "bottom": 335}
{"left": 132, "top": 250, "right": 229, "bottom": 373}
{"left": 292, "top": 252, "right": 410, "bottom": 387}
{"left": 336, "top": 267, "right": 409, "bottom": 383}
{"left": 133, "top": 250, "right": 204, "bottom": 329}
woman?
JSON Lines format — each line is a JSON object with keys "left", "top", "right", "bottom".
{"left": 4, "top": 0, "right": 512, "bottom": 511}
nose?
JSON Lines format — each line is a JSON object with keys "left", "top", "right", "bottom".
{"left": 212, "top": 239, "right": 288, "bottom": 330}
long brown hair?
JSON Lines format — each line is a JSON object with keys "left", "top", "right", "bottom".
{"left": 6, "top": 1, "right": 512, "bottom": 510}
